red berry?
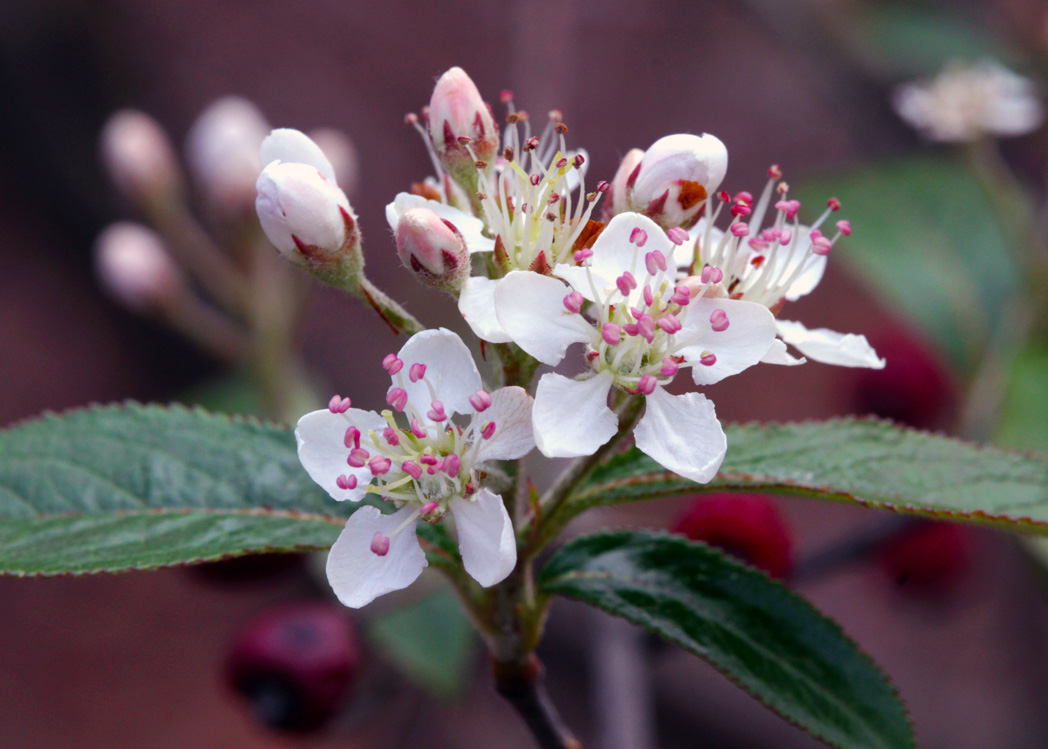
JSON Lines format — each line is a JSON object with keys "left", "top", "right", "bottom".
{"left": 851, "top": 328, "right": 956, "bottom": 430}
{"left": 670, "top": 493, "right": 794, "bottom": 579}
{"left": 226, "top": 602, "right": 358, "bottom": 733}
{"left": 876, "top": 520, "right": 974, "bottom": 594}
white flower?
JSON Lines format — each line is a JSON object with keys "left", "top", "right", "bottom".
{"left": 186, "top": 97, "right": 271, "bottom": 214}
{"left": 492, "top": 213, "right": 777, "bottom": 483}
{"left": 94, "top": 222, "right": 181, "bottom": 311}
{"left": 893, "top": 60, "right": 1044, "bottom": 142}
{"left": 683, "top": 167, "right": 885, "bottom": 369}
{"left": 256, "top": 129, "right": 360, "bottom": 273}
{"left": 296, "top": 329, "right": 533, "bottom": 608}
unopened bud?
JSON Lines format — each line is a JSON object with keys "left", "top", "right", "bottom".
{"left": 628, "top": 133, "right": 728, "bottom": 229}
{"left": 186, "top": 97, "right": 271, "bottom": 216}
{"left": 428, "top": 67, "right": 498, "bottom": 184}
{"left": 608, "top": 148, "right": 644, "bottom": 218}
{"left": 395, "top": 207, "right": 470, "bottom": 292}
{"left": 94, "top": 222, "right": 181, "bottom": 311}
{"left": 308, "top": 128, "right": 360, "bottom": 199}
{"left": 100, "top": 109, "right": 181, "bottom": 204}
{"left": 256, "top": 161, "right": 361, "bottom": 284}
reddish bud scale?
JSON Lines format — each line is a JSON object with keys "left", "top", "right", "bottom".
{"left": 671, "top": 493, "right": 794, "bottom": 578}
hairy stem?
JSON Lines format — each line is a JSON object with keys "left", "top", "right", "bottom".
{"left": 354, "top": 277, "right": 425, "bottom": 337}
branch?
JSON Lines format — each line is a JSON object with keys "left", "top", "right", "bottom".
{"left": 492, "top": 656, "right": 582, "bottom": 749}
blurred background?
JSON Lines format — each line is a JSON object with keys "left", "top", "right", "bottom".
{"left": 3, "top": 0, "right": 1048, "bottom": 746}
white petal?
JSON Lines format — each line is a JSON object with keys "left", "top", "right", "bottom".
{"left": 533, "top": 371, "right": 617, "bottom": 458}
{"left": 779, "top": 226, "right": 827, "bottom": 301}
{"left": 450, "top": 489, "right": 516, "bottom": 587}
{"left": 761, "top": 338, "right": 807, "bottom": 366}
{"left": 325, "top": 505, "right": 427, "bottom": 608}
{"left": 634, "top": 387, "right": 726, "bottom": 484}
{"left": 296, "top": 408, "right": 387, "bottom": 502}
{"left": 588, "top": 213, "right": 674, "bottom": 286}
{"left": 260, "top": 128, "right": 336, "bottom": 182}
{"left": 776, "top": 320, "right": 886, "bottom": 369}
{"left": 676, "top": 298, "right": 778, "bottom": 386}
{"left": 459, "top": 276, "right": 513, "bottom": 343}
{"left": 385, "top": 192, "right": 493, "bottom": 253}
{"left": 552, "top": 263, "right": 612, "bottom": 303}
{"left": 397, "top": 328, "right": 483, "bottom": 419}
{"left": 474, "top": 386, "right": 535, "bottom": 462}
{"left": 495, "top": 271, "right": 594, "bottom": 365}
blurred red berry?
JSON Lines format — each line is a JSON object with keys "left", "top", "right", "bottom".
{"left": 226, "top": 602, "right": 358, "bottom": 733}
{"left": 876, "top": 520, "right": 974, "bottom": 594}
{"left": 851, "top": 329, "right": 955, "bottom": 430}
{"left": 671, "top": 493, "right": 794, "bottom": 578}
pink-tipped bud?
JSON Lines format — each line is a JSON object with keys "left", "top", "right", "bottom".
{"left": 100, "top": 109, "right": 181, "bottom": 204}
{"left": 469, "top": 389, "right": 492, "bottom": 412}
{"left": 370, "top": 532, "right": 390, "bottom": 556}
{"left": 710, "top": 309, "right": 730, "bottom": 332}
{"left": 628, "top": 133, "right": 728, "bottom": 229}
{"left": 186, "top": 96, "right": 270, "bottom": 217}
{"left": 428, "top": 67, "right": 498, "bottom": 177}
{"left": 395, "top": 207, "right": 470, "bottom": 292}
{"left": 256, "top": 158, "right": 360, "bottom": 281}
{"left": 94, "top": 222, "right": 182, "bottom": 312}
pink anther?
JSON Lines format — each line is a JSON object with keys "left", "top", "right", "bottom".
{"left": 596, "top": 180, "right": 610, "bottom": 193}
{"left": 602, "top": 322, "right": 622, "bottom": 346}
{"left": 420, "top": 500, "right": 440, "bottom": 516}
{"left": 731, "top": 203, "right": 752, "bottom": 218}
{"left": 402, "top": 461, "right": 423, "bottom": 480}
{"left": 768, "top": 164, "right": 782, "bottom": 179}
{"left": 386, "top": 387, "right": 408, "bottom": 411}
{"left": 382, "top": 354, "right": 403, "bottom": 375}
{"left": 629, "top": 227, "right": 648, "bottom": 247}
{"left": 666, "top": 227, "right": 689, "bottom": 246}
{"left": 636, "top": 374, "right": 657, "bottom": 395}
{"left": 660, "top": 358, "right": 679, "bottom": 377}
{"left": 336, "top": 474, "right": 357, "bottom": 491}
{"left": 369, "top": 456, "right": 392, "bottom": 476}
{"left": 616, "top": 271, "right": 638, "bottom": 296}
{"left": 563, "top": 291, "right": 585, "bottom": 314}
{"left": 428, "top": 401, "right": 447, "bottom": 422}
{"left": 644, "top": 250, "right": 668, "bottom": 274}
{"left": 657, "top": 314, "right": 682, "bottom": 334}
{"left": 700, "top": 351, "right": 717, "bottom": 366}
{"left": 827, "top": 197, "right": 841, "bottom": 211}
{"left": 370, "top": 532, "right": 390, "bottom": 556}
{"left": 328, "top": 395, "right": 351, "bottom": 414}
{"left": 643, "top": 285, "right": 655, "bottom": 306}
{"left": 574, "top": 248, "right": 593, "bottom": 262}
{"left": 730, "top": 223, "right": 749, "bottom": 238}
{"left": 812, "top": 236, "right": 833, "bottom": 256}
{"left": 419, "top": 454, "right": 439, "bottom": 466}
{"left": 530, "top": 174, "right": 542, "bottom": 186}
{"left": 344, "top": 426, "right": 361, "bottom": 449}
{"left": 347, "top": 448, "right": 370, "bottom": 468}
{"left": 469, "top": 390, "right": 492, "bottom": 412}
{"left": 409, "top": 363, "right": 427, "bottom": 382}
{"left": 836, "top": 219, "right": 851, "bottom": 236}
{"left": 710, "top": 309, "right": 730, "bottom": 332}
{"left": 411, "top": 419, "right": 427, "bottom": 438}
{"left": 481, "top": 422, "right": 497, "bottom": 440}
{"left": 734, "top": 191, "right": 754, "bottom": 206}
{"left": 443, "top": 454, "right": 462, "bottom": 478}
{"left": 383, "top": 427, "right": 400, "bottom": 446}
{"left": 778, "top": 229, "right": 793, "bottom": 245}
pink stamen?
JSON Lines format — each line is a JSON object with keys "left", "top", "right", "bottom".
{"left": 734, "top": 191, "right": 754, "bottom": 205}
{"left": 700, "top": 351, "right": 717, "bottom": 366}
{"left": 657, "top": 314, "right": 682, "bottom": 334}
{"left": 710, "top": 309, "right": 730, "bottom": 332}
{"left": 469, "top": 389, "right": 492, "bottom": 412}
{"left": 383, "top": 427, "right": 400, "bottom": 446}
{"left": 671, "top": 286, "right": 691, "bottom": 305}
{"left": 616, "top": 271, "right": 638, "bottom": 296}
{"left": 629, "top": 227, "right": 648, "bottom": 247}
{"left": 637, "top": 314, "right": 656, "bottom": 343}
{"left": 717, "top": 190, "right": 731, "bottom": 203}
{"left": 563, "top": 291, "right": 584, "bottom": 314}
{"left": 344, "top": 426, "right": 361, "bottom": 449}
{"left": 748, "top": 238, "right": 770, "bottom": 251}
{"left": 623, "top": 323, "right": 640, "bottom": 336}
{"left": 443, "top": 453, "right": 462, "bottom": 478}
{"left": 382, "top": 354, "right": 403, "bottom": 375}
{"left": 602, "top": 322, "right": 622, "bottom": 345}
{"left": 768, "top": 164, "right": 782, "bottom": 179}
{"left": 386, "top": 387, "right": 408, "bottom": 411}
{"left": 778, "top": 229, "right": 793, "bottom": 245}
{"left": 574, "top": 153, "right": 586, "bottom": 168}
{"left": 775, "top": 200, "right": 801, "bottom": 220}
{"left": 827, "top": 197, "right": 841, "bottom": 212}
{"left": 731, "top": 203, "right": 752, "bottom": 218}
{"left": 428, "top": 401, "right": 447, "bottom": 422}
{"left": 666, "top": 226, "right": 689, "bottom": 246}
{"left": 481, "top": 422, "right": 496, "bottom": 440}
{"left": 328, "top": 395, "right": 351, "bottom": 414}
{"left": 660, "top": 357, "right": 679, "bottom": 377}
{"left": 812, "top": 236, "right": 833, "bottom": 256}
{"left": 402, "top": 461, "right": 423, "bottom": 480}
{"left": 336, "top": 474, "right": 357, "bottom": 491}
{"left": 636, "top": 374, "right": 657, "bottom": 395}
{"left": 347, "top": 448, "right": 370, "bottom": 467}
{"left": 644, "top": 250, "right": 668, "bottom": 274}
{"left": 370, "top": 532, "right": 390, "bottom": 556}
{"left": 419, "top": 454, "right": 439, "bottom": 466}
{"left": 411, "top": 419, "right": 427, "bottom": 438}
{"left": 836, "top": 219, "right": 851, "bottom": 236}
{"left": 643, "top": 285, "right": 655, "bottom": 306}
{"left": 420, "top": 501, "right": 439, "bottom": 516}
{"left": 530, "top": 173, "right": 542, "bottom": 186}
{"left": 730, "top": 223, "right": 749, "bottom": 237}
{"left": 369, "top": 456, "right": 392, "bottom": 475}
{"left": 574, "top": 248, "right": 593, "bottom": 262}
{"left": 409, "top": 362, "right": 427, "bottom": 382}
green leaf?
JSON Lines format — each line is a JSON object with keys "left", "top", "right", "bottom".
{"left": 367, "top": 588, "right": 477, "bottom": 699}
{"left": 997, "top": 341, "right": 1048, "bottom": 453}
{"left": 571, "top": 419, "right": 1048, "bottom": 533}
{"left": 0, "top": 403, "right": 345, "bottom": 575}
{"left": 539, "top": 531, "right": 913, "bottom": 749}
{"left": 798, "top": 156, "right": 1020, "bottom": 371}
{"left": 857, "top": 6, "right": 1019, "bottom": 76}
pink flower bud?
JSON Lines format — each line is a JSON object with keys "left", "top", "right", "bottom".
{"left": 395, "top": 207, "right": 470, "bottom": 292}
{"left": 100, "top": 109, "right": 181, "bottom": 204}
{"left": 629, "top": 133, "right": 728, "bottom": 229}
{"left": 94, "top": 222, "right": 181, "bottom": 311}
{"left": 608, "top": 148, "right": 644, "bottom": 217}
{"left": 186, "top": 96, "right": 270, "bottom": 217}
{"left": 255, "top": 161, "right": 360, "bottom": 278}
{"left": 428, "top": 67, "right": 498, "bottom": 175}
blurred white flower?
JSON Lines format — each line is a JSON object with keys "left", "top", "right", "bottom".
{"left": 893, "top": 60, "right": 1044, "bottom": 142}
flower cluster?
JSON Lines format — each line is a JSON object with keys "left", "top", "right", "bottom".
{"left": 255, "top": 66, "right": 884, "bottom": 607}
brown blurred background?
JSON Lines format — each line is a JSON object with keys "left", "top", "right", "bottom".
{"left": 3, "top": 0, "right": 1048, "bottom": 746}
